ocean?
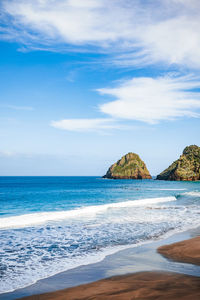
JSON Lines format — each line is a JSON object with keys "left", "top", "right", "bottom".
{"left": 0, "top": 176, "right": 200, "bottom": 294}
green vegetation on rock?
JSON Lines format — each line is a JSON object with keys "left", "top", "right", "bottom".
{"left": 157, "top": 145, "right": 200, "bottom": 181}
{"left": 103, "top": 152, "right": 152, "bottom": 179}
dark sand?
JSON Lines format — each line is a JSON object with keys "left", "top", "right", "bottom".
{"left": 158, "top": 236, "right": 200, "bottom": 265}
{"left": 21, "top": 271, "right": 200, "bottom": 300}
{"left": 21, "top": 236, "right": 200, "bottom": 300}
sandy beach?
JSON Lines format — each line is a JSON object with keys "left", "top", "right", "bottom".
{"left": 21, "top": 272, "right": 200, "bottom": 300}
{"left": 158, "top": 236, "right": 200, "bottom": 266}
{"left": 20, "top": 235, "right": 200, "bottom": 300}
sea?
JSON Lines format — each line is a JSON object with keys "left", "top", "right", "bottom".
{"left": 0, "top": 176, "right": 200, "bottom": 294}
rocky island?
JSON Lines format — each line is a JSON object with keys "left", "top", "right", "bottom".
{"left": 103, "top": 152, "right": 152, "bottom": 179}
{"left": 157, "top": 145, "right": 200, "bottom": 181}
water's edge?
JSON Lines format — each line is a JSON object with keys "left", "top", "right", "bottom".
{"left": 1, "top": 225, "right": 200, "bottom": 300}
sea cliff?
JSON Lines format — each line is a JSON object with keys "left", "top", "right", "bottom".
{"left": 157, "top": 145, "right": 200, "bottom": 181}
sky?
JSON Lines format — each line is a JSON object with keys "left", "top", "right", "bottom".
{"left": 0, "top": 0, "right": 200, "bottom": 176}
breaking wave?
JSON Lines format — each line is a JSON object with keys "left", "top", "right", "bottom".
{"left": 0, "top": 196, "right": 176, "bottom": 229}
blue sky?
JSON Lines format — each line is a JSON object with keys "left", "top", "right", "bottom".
{"left": 0, "top": 0, "right": 200, "bottom": 176}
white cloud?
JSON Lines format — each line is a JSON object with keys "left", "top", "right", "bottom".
{"left": 51, "top": 75, "right": 200, "bottom": 132}
{"left": 50, "top": 118, "right": 123, "bottom": 132}
{"left": 98, "top": 75, "right": 200, "bottom": 124}
{"left": 1, "top": 0, "right": 129, "bottom": 46}
{"left": 2, "top": 0, "right": 200, "bottom": 68}
{"left": 2, "top": 1, "right": 200, "bottom": 131}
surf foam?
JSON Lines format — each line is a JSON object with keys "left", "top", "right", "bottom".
{"left": 0, "top": 196, "right": 176, "bottom": 229}
{"left": 183, "top": 191, "right": 200, "bottom": 197}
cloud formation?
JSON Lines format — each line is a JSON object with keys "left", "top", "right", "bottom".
{"left": 1, "top": 0, "right": 200, "bottom": 68}
{"left": 2, "top": 1, "right": 200, "bottom": 131}
{"left": 51, "top": 75, "right": 200, "bottom": 131}
{"left": 50, "top": 118, "right": 122, "bottom": 132}
{"left": 98, "top": 75, "right": 200, "bottom": 124}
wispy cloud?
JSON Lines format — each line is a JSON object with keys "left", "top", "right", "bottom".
{"left": 2, "top": 0, "right": 200, "bottom": 68}
{"left": 65, "top": 70, "right": 77, "bottom": 83}
{"left": 98, "top": 75, "right": 200, "bottom": 124}
{"left": 2, "top": 104, "right": 34, "bottom": 111}
{"left": 2, "top": 1, "right": 200, "bottom": 131}
{"left": 51, "top": 74, "right": 200, "bottom": 132}
{"left": 50, "top": 118, "right": 125, "bottom": 132}
{"left": 0, "top": 151, "right": 16, "bottom": 157}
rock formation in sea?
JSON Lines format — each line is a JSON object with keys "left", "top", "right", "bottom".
{"left": 103, "top": 152, "right": 152, "bottom": 179}
{"left": 157, "top": 145, "right": 200, "bottom": 181}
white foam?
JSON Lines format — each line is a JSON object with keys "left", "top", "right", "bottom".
{"left": 183, "top": 191, "right": 200, "bottom": 197}
{"left": 0, "top": 196, "right": 176, "bottom": 229}
{"left": 148, "top": 188, "right": 187, "bottom": 191}
{"left": 0, "top": 243, "right": 134, "bottom": 294}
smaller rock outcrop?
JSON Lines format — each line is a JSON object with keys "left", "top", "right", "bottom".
{"left": 103, "top": 152, "right": 152, "bottom": 179}
{"left": 157, "top": 145, "right": 200, "bottom": 181}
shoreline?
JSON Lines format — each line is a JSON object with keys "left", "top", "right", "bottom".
{"left": 158, "top": 236, "right": 200, "bottom": 266}
{"left": 1, "top": 226, "right": 200, "bottom": 300}
{"left": 22, "top": 272, "right": 200, "bottom": 300}
{"left": 21, "top": 235, "right": 200, "bottom": 299}
{"left": 1, "top": 224, "right": 197, "bottom": 295}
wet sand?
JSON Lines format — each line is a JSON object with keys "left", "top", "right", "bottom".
{"left": 21, "top": 271, "right": 200, "bottom": 300}
{"left": 21, "top": 235, "right": 200, "bottom": 300}
{"left": 158, "top": 236, "right": 200, "bottom": 265}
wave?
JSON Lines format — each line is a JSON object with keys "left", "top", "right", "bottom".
{"left": 0, "top": 196, "right": 176, "bottom": 229}
{"left": 182, "top": 191, "right": 200, "bottom": 197}
{"left": 148, "top": 188, "right": 187, "bottom": 191}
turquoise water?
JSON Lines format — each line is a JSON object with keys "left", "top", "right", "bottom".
{"left": 0, "top": 176, "right": 200, "bottom": 293}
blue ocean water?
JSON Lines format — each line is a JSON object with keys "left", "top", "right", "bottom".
{"left": 0, "top": 176, "right": 200, "bottom": 293}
